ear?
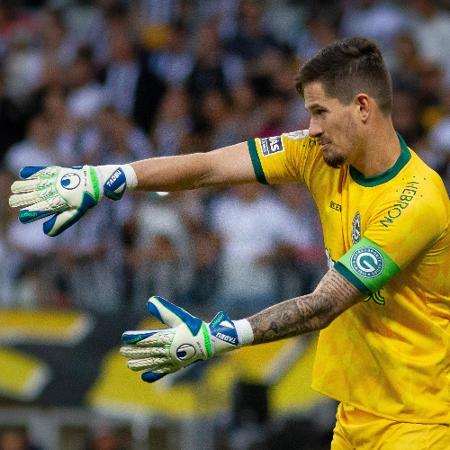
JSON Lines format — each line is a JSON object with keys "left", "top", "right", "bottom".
{"left": 354, "top": 93, "right": 370, "bottom": 123}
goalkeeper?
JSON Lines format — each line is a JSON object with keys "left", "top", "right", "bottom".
{"left": 9, "top": 37, "right": 450, "bottom": 449}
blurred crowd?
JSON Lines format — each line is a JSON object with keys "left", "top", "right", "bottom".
{"left": 0, "top": 0, "right": 449, "bottom": 318}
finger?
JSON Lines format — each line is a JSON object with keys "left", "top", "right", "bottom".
{"left": 11, "top": 178, "right": 43, "bottom": 194}
{"left": 147, "top": 296, "right": 202, "bottom": 334}
{"left": 142, "top": 371, "right": 167, "bottom": 383}
{"left": 121, "top": 330, "right": 160, "bottom": 345}
{"left": 43, "top": 208, "right": 85, "bottom": 236}
{"left": 18, "top": 199, "right": 65, "bottom": 224}
{"left": 126, "top": 356, "right": 170, "bottom": 372}
{"left": 9, "top": 191, "right": 42, "bottom": 208}
{"left": 19, "top": 207, "right": 55, "bottom": 224}
{"left": 122, "top": 329, "right": 173, "bottom": 348}
{"left": 120, "top": 345, "right": 167, "bottom": 359}
{"left": 19, "top": 166, "right": 47, "bottom": 179}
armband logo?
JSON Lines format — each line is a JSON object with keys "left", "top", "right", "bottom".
{"left": 350, "top": 247, "right": 383, "bottom": 278}
{"left": 261, "top": 136, "right": 284, "bottom": 156}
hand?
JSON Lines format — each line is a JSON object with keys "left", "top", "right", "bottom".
{"left": 9, "top": 164, "right": 135, "bottom": 236}
{"left": 120, "top": 296, "right": 247, "bottom": 382}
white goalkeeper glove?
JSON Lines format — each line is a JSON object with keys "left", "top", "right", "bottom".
{"left": 8, "top": 164, "right": 137, "bottom": 236}
{"left": 120, "top": 296, "right": 254, "bottom": 383}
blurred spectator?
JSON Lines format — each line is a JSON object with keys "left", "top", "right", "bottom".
{"left": 391, "top": 32, "right": 422, "bottom": 91}
{"left": 417, "top": 61, "right": 446, "bottom": 131}
{"left": 225, "top": 0, "right": 285, "bottom": 63}
{"left": 273, "top": 184, "right": 325, "bottom": 299}
{"left": 185, "top": 226, "right": 222, "bottom": 314}
{"left": 0, "top": 172, "right": 15, "bottom": 306}
{"left": 65, "top": 47, "right": 105, "bottom": 122}
{"left": 255, "top": 92, "right": 292, "bottom": 137}
{"left": 147, "top": 21, "right": 194, "bottom": 88}
{"left": 83, "top": 1, "right": 132, "bottom": 68}
{"left": 35, "top": 8, "right": 79, "bottom": 69}
{"left": 134, "top": 0, "right": 184, "bottom": 52}
{"left": 0, "top": 4, "right": 35, "bottom": 59}
{"left": 187, "top": 18, "right": 244, "bottom": 101}
{"left": 0, "top": 429, "right": 41, "bottom": 450}
{"left": 295, "top": 14, "right": 337, "bottom": 62}
{"left": 151, "top": 87, "right": 192, "bottom": 156}
{"left": 229, "top": 81, "right": 261, "bottom": 136}
{"left": 5, "top": 199, "right": 57, "bottom": 308}
{"left": 3, "top": 28, "right": 43, "bottom": 105}
{"left": 101, "top": 26, "right": 166, "bottom": 133}
{"left": 199, "top": 89, "right": 245, "bottom": 149}
{"left": 53, "top": 200, "right": 124, "bottom": 312}
{"left": 409, "top": 0, "right": 450, "bottom": 86}
{"left": 392, "top": 89, "right": 426, "bottom": 149}
{"left": 428, "top": 87, "right": 450, "bottom": 189}
{"left": 0, "top": 75, "right": 24, "bottom": 165}
{"left": 91, "top": 105, "right": 153, "bottom": 163}
{"left": 339, "top": 0, "right": 410, "bottom": 66}
{"left": 209, "top": 184, "right": 315, "bottom": 317}
{"left": 85, "top": 424, "right": 125, "bottom": 450}
{"left": 5, "top": 112, "right": 61, "bottom": 175}
{"left": 128, "top": 192, "right": 192, "bottom": 308}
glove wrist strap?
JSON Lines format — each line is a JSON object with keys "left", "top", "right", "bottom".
{"left": 233, "top": 319, "right": 254, "bottom": 346}
{"left": 96, "top": 164, "right": 138, "bottom": 200}
{"left": 121, "top": 164, "right": 138, "bottom": 190}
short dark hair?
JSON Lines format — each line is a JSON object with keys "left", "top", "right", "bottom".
{"left": 296, "top": 37, "right": 393, "bottom": 114}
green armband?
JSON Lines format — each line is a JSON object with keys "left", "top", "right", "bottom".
{"left": 334, "top": 237, "right": 400, "bottom": 294}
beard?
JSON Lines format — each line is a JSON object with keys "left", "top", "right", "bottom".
{"left": 321, "top": 143, "right": 346, "bottom": 168}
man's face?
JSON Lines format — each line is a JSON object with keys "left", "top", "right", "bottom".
{"left": 303, "top": 81, "right": 360, "bottom": 168}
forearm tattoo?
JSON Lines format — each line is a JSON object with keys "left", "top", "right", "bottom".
{"left": 248, "top": 269, "right": 364, "bottom": 345}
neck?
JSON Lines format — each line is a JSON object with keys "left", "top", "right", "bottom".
{"left": 350, "top": 120, "right": 401, "bottom": 177}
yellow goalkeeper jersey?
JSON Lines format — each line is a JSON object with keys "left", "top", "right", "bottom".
{"left": 247, "top": 130, "right": 450, "bottom": 424}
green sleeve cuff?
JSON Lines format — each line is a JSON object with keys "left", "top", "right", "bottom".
{"left": 247, "top": 139, "right": 268, "bottom": 184}
{"left": 337, "top": 237, "right": 400, "bottom": 294}
{"left": 334, "top": 262, "right": 371, "bottom": 295}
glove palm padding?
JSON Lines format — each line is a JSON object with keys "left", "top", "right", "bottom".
{"left": 9, "top": 165, "right": 129, "bottom": 236}
{"left": 121, "top": 296, "right": 241, "bottom": 382}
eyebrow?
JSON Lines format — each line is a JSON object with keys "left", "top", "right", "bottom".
{"left": 305, "top": 102, "right": 326, "bottom": 112}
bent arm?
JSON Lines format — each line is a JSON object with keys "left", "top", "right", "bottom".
{"left": 131, "top": 142, "right": 256, "bottom": 191}
{"left": 247, "top": 268, "right": 365, "bottom": 344}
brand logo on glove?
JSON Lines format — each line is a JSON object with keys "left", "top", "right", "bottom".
{"left": 176, "top": 344, "right": 196, "bottom": 360}
{"left": 61, "top": 173, "right": 81, "bottom": 190}
{"left": 216, "top": 332, "right": 237, "bottom": 345}
{"left": 106, "top": 169, "right": 123, "bottom": 187}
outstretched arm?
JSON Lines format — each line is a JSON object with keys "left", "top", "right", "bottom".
{"left": 131, "top": 142, "right": 256, "bottom": 191}
{"left": 249, "top": 268, "right": 365, "bottom": 344}
{"left": 9, "top": 141, "right": 256, "bottom": 236}
{"left": 120, "top": 268, "right": 365, "bottom": 382}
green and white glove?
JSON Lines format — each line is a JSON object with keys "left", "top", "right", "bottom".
{"left": 120, "top": 296, "right": 254, "bottom": 382}
{"left": 9, "top": 164, "right": 137, "bottom": 236}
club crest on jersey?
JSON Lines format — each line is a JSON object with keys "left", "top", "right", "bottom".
{"left": 351, "top": 212, "right": 361, "bottom": 244}
{"left": 350, "top": 247, "right": 384, "bottom": 278}
{"left": 260, "top": 136, "right": 284, "bottom": 156}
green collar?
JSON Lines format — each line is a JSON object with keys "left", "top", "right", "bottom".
{"left": 350, "top": 133, "right": 411, "bottom": 187}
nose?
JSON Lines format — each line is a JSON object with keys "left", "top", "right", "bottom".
{"left": 308, "top": 117, "right": 323, "bottom": 138}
